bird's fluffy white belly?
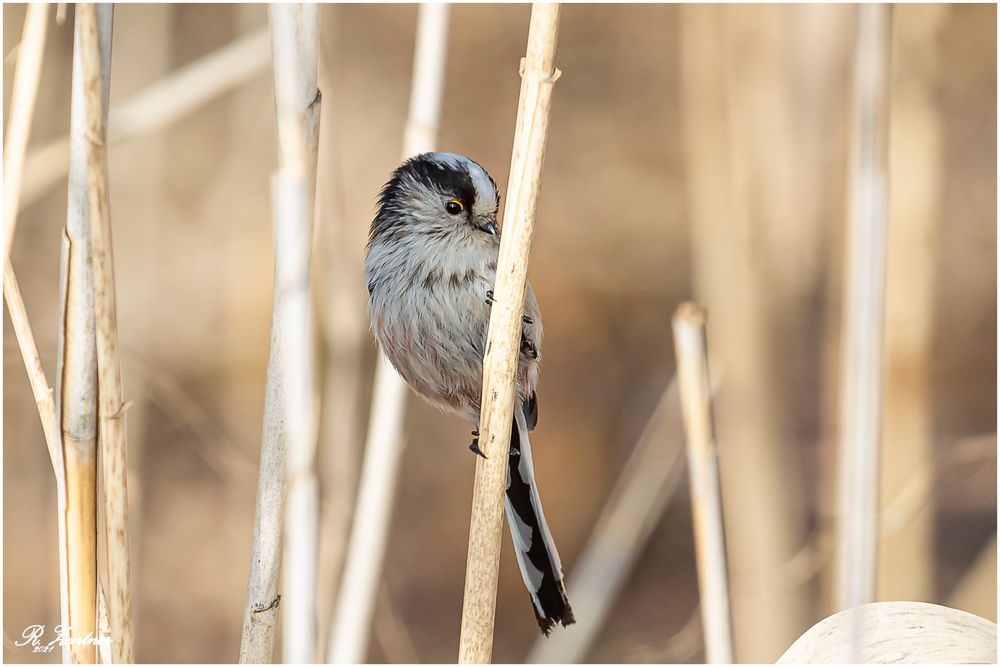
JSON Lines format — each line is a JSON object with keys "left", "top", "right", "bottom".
{"left": 368, "top": 237, "right": 496, "bottom": 419}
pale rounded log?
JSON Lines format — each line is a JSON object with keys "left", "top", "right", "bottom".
{"left": 777, "top": 601, "right": 997, "bottom": 664}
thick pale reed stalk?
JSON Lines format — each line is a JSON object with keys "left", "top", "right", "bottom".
{"left": 527, "top": 379, "right": 686, "bottom": 664}
{"left": 835, "top": 5, "right": 891, "bottom": 662}
{"left": 2, "top": 3, "right": 48, "bottom": 263}
{"left": 239, "top": 5, "right": 321, "bottom": 663}
{"left": 79, "top": 3, "right": 134, "bottom": 662}
{"left": 21, "top": 29, "right": 271, "bottom": 211}
{"left": 672, "top": 304, "right": 733, "bottom": 664}
{"left": 276, "top": 4, "right": 322, "bottom": 665}
{"left": 56, "top": 6, "right": 114, "bottom": 662}
{"left": 327, "top": 4, "right": 450, "bottom": 663}
{"left": 835, "top": 0, "right": 892, "bottom": 614}
{"left": 457, "top": 5, "right": 560, "bottom": 663}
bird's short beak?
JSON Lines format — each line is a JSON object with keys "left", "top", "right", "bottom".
{"left": 476, "top": 215, "right": 498, "bottom": 236}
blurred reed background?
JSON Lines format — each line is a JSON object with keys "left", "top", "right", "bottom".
{"left": 3, "top": 3, "right": 996, "bottom": 663}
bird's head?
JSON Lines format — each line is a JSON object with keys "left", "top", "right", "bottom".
{"left": 371, "top": 152, "right": 500, "bottom": 243}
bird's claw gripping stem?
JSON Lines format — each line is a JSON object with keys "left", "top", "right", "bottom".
{"left": 485, "top": 289, "right": 495, "bottom": 306}
{"left": 469, "top": 430, "right": 487, "bottom": 459}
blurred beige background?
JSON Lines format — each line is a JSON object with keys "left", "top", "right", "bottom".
{"left": 3, "top": 3, "right": 996, "bottom": 663}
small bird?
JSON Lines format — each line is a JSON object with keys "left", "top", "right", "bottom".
{"left": 364, "top": 152, "right": 575, "bottom": 635}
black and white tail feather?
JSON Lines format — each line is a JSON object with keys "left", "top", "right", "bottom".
{"left": 504, "top": 404, "right": 575, "bottom": 634}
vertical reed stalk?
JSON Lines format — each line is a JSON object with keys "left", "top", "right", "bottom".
{"left": 527, "top": 379, "right": 687, "bottom": 664}
{"left": 835, "top": 2, "right": 892, "bottom": 608}
{"left": 2, "top": 3, "right": 48, "bottom": 263}
{"left": 835, "top": 4, "right": 892, "bottom": 661}
{"left": 239, "top": 4, "right": 321, "bottom": 663}
{"left": 672, "top": 303, "right": 733, "bottom": 664}
{"left": 327, "top": 4, "right": 451, "bottom": 663}
{"left": 57, "top": 6, "right": 114, "bottom": 661}
{"left": 277, "top": 4, "right": 322, "bottom": 664}
{"left": 79, "top": 3, "right": 134, "bottom": 662}
{"left": 457, "top": 5, "right": 561, "bottom": 663}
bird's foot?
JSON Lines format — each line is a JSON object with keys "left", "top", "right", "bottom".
{"left": 485, "top": 290, "right": 495, "bottom": 306}
{"left": 469, "top": 430, "right": 487, "bottom": 459}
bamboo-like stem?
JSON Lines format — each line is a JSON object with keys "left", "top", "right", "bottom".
{"left": 326, "top": 4, "right": 450, "bottom": 663}
{"left": 527, "top": 379, "right": 687, "bottom": 664}
{"left": 20, "top": 29, "right": 271, "bottom": 211}
{"left": 238, "top": 5, "right": 321, "bottom": 663}
{"left": 2, "top": 3, "right": 48, "bottom": 263}
{"left": 835, "top": 5, "right": 892, "bottom": 662}
{"left": 457, "top": 5, "right": 560, "bottom": 663}
{"left": 57, "top": 7, "right": 113, "bottom": 662}
{"left": 79, "top": 4, "right": 134, "bottom": 662}
{"left": 672, "top": 303, "right": 733, "bottom": 664}
{"left": 275, "top": 4, "right": 322, "bottom": 665}
{"left": 835, "top": 2, "right": 892, "bottom": 611}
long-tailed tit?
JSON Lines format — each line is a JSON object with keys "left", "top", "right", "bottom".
{"left": 364, "top": 152, "right": 574, "bottom": 634}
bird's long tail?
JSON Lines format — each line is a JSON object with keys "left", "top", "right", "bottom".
{"left": 504, "top": 405, "right": 575, "bottom": 635}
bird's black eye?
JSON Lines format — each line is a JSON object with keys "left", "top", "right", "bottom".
{"left": 445, "top": 199, "right": 464, "bottom": 215}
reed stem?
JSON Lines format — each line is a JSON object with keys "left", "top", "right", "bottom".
{"left": 79, "top": 3, "right": 134, "bottom": 661}
{"left": 457, "top": 4, "right": 561, "bottom": 663}
{"left": 672, "top": 303, "right": 733, "bottom": 664}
